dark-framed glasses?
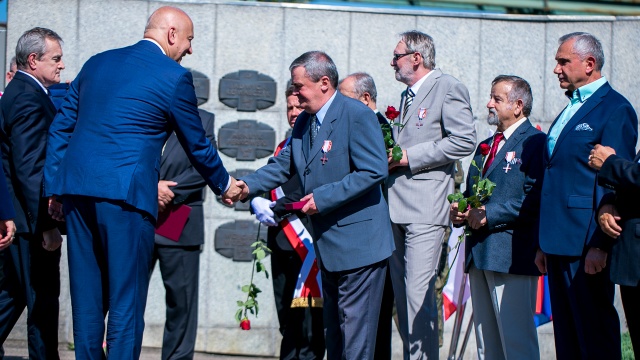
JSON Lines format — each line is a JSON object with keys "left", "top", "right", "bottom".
{"left": 392, "top": 52, "right": 414, "bottom": 62}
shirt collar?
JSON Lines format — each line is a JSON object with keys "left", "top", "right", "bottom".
{"left": 409, "top": 70, "right": 434, "bottom": 95}
{"left": 502, "top": 117, "right": 528, "bottom": 140}
{"left": 315, "top": 91, "right": 337, "bottom": 125}
{"left": 142, "top": 38, "right": 166, "bottom": 55}
{"left": 565, "top": 76, "right": 607, "bottom": 103}
{"left": 17, "top": 70, "right": 49, "bottom": 94}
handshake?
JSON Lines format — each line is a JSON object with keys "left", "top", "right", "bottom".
{"left": 221, "top": 177, "right": 250, "bottom": 205}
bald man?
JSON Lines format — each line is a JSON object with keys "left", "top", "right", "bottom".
{"left": 44, "top": 6, "right": 242, "bottom": 358}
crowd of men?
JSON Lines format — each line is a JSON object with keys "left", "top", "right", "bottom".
{"left": 0, "top": 4, "right": 638, "bottom": 360}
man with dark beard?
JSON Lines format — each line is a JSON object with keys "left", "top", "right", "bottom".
{"left": 450, "top": 75, "right": 545, "bottom": 360}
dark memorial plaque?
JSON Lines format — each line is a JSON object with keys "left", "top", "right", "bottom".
{"left": 219, "top": 70, "right": 277, "bottom": 112}
{"left": 215, "top": 220, "right": 267, "bottom": 262}
{"left": 217, "top": 169, "right": 255, "bottom": 211}
{"left": 218, "top": 120, "right": 275, "bottom": 161}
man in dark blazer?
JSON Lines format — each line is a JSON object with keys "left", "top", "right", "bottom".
{"left": 536, "top": 32, "right": 638, "bottom": 359}
{"left": 43, "top": 7, "right": 241, "bottom": 359}
{"left": 338, "top": 72, "right": 395, "bottom": 360}
{"left": 152, "top": 96, "right": 215, "bottom": 359}
{"left": 0, "top": 27, "right": 65, "bottom": 359}
{"left": 451, "top": 75, "right": 545, "bottom": 360}
{"left": 239, "top": 51, "right": 394, "bottom": 359}
{"left": 0, "top": 146, "right": 15, "bottom": 247}
{"left": 588, "top": 144, "right": 640, "bottom": 358}
{"left": 250, "top": 85, "right": 325, "bottom": 360}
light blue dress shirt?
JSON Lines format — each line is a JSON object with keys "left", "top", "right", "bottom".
{"left": 547, "top": 76, "right": 607, "bottom": 154}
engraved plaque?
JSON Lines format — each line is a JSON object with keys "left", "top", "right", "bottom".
{"left": 217, "top": 169, "right": 255, "bottom": 211}
{"left": 219, "top": 70, "right": 277, "bottom": 111}
{"left": 214, "top": 220, "right": 268, "bottom": 262}
{"left": 218, "top": 120, "right": 275, "bottom": 161}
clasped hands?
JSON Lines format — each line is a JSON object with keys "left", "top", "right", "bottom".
{"left": 449, "top": 203, "right": 487, "bottom": 229}
{"left": 588, "top": 144, "right": 616, "bottom": 171}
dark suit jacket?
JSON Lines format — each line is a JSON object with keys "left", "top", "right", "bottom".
{"left": 242, "top": 92, "right": 394, "bottom": 272}
{"left": 598, "top": 152, "right": 640, "bottom": 286}
{"left": 0, "top": 71, "right": 59, "bottom": 234}
{"left": 44, "top": 40, "right": 229, "bottom": 219}
{"left": 0, "top": 139, "right": 15, "bottom": 221}
{"left": 155, "top": 109, "right": 214, "bottom": 247}
{"left": 463, "top": 120, "right": 545, "bottom": 276}
{"left": 376, "top": 111, "right": 388, "bottom": 127}
{"left": 539, "top": 82, "right": 638, "bottom": 256}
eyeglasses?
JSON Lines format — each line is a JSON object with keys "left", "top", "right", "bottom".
{"left": 392, "top": 52, "right": 414, "bottom": 62}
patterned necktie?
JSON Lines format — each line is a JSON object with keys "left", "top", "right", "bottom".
{"left": 402, "top": 88, "right": 415, "bottom": 121}
{"left": 309, "top": 114, "right": 318, "bottom": 148}
{"left": 482, "top": 132, "right": 504, "bottom": 176}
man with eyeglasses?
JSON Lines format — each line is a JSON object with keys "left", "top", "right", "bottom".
{"left": 387, "top": 30, "right": 476, "bottom": 360}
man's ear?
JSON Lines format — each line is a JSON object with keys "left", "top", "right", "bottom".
{"left": 167, "top": 26, "right": 177, "bottom": 46}
{"left": 513, "top": 99, "right": 524, "bottom": 118}
{"left": 584, "top": 55, "right": 596, "bottom": 75}
{"left": 27, "top": 53, "right": 38, "bottom": 70}
{"left": 320, "top": 76, "right": 330, "bottom": 91}
{"left": 361, "top": 92, "right": 372, "bottom": 107}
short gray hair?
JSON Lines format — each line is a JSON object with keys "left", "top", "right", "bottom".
{"left": 492, "top": 75, "right": 533, "bottom": 117}
{"left": 15, "top": 27, "right": 62, "bottom": 70}
{"left": 8, "top": 56, "right": 16, "bottom": 72}
{"left": 289, "top": 51, "right": 339, "bottom": 89}
{"left": 340, "top": 72, "right": 378, "bottom": 103}
{"left": 559, "top": 32, "right": 604, "bottom": 71}
{"left": 400, "top": 30, "right": 436, "bottom": 70}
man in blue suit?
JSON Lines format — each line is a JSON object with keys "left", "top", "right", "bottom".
{"left": 451, "top": 75, "right": 545, "bottom": 360}
{"left": 536, "top": 32, "right": 638, "bottom": 359}
{"left": 238, "top": 51, "right": 395, "bottom": 359}
{"left": 44, "top": 7, "right": 242, "bottom": 359}
{"left": 0, "top": 153, "right": 15, "bottom": 247}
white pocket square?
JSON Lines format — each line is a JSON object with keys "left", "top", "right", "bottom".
{"left": 574, "top": 123, "right": 593, "bottom": 131}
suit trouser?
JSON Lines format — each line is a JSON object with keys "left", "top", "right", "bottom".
{"left": 374, "top": 266, "right": 395, "bottom": 360}
{"left": 468, "top": 264, "right": 539, "bottom": 360}
{"left": 150, "top": 245, "right": 201, "bottom": 360}
{"left": 63, "top": 195, "right": 155, "bottom": 360}
{"left": 271, "top": 244, "right": 325, "bottom": 360}
{"left": 0, "top": 233, "right": 60, "bottom": 359}
{"left": 546, "top": 254, "right": 620, "bottom": 360}
{"left": 389, "top": 222, "right": 444, "bottom": 360}
{"left": 620, "top": 285, "right": 640, "bottom": 359}
{"left": 322, "top": 259, "right": 387, "bottom": 360}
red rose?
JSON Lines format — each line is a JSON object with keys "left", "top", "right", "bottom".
{"left": 385, "top": 106, "right": 400, "bottom": 121}
{"left": 479, "top": 143, "right": 491, "bottom": 156}
{"left": 240, "top": 318, "right": 251, "bottom": 330}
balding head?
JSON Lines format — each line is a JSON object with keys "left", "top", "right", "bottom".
{"left": 144, "top": 6, "right": 194, "bottom": 63}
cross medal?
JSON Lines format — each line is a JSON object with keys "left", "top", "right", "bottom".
{"left": 417, "top": 108, "right": 427, "bottom": 128}
{"left": 321, "top": 140, "right": 332, "bottom": 165}
{"left": 503, "top": 151, "right": 516, "bottom": 173}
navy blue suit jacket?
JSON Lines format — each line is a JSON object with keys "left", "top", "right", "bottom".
{"left": 598, "top": 152, "right": 640, "bottom": 286}
{"left": 0, "top": 139, "right": 15, "bottom": 221}
{"left": 44, "top": 40, "right": 229, "bottom": 219}
{"left": 464, "top": 120, "right": 545, "bottom": 276}
{"left": 242, "top": 92, "right": 394, "bottom": 272}
{"left": 0, "top": 71, "right": 59, "bottom": 234}
{"left": 539, "top": 82, "right": 638, "bottom": 256}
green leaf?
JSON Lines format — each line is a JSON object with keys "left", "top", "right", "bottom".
{"left": 256, "top": 261, "right": 265, "bottom": 273}
{"left": 447, "top": 194, "right": 455, "bottom": 203}
{"left": 470, "top": 160, "right": 477, "bottom": 168}
{"left": 392, "top": 146, "right": 403, "bottom": 162}
{"left": 255, "top": 302, "right": 260, "bottom": 316}
{"left": 237, "top": 300, "right": 244, "bottom": 307}
{"left": 458, "top": 199, "right": 467, "bottom": 211}
{"left": 253, "top": 286, "right": 262, "bottom": 294}
{"left": 245, "top": 299, "right": 255, "bottom": 307}
{"left": 264, "top": 270, "right": 270, "bottom": 279}
{"left": 255, "top": 249, "right": 266, "bottom": 261}
{"left": 241, "top": 285, "right": 250, "bottom": 293}
{"left": 251, "top": 241, "right": 262, "bottom": 248}
{"left": 235, "top": 309, "right": 243, "bottom": 322}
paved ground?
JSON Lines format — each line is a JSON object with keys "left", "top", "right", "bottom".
{"left": 2, "top": 340, "right": 276, "bottom": 360}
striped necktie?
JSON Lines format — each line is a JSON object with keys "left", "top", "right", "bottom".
{"left": 402, "top": 88, "right": 415, "bottom": 120}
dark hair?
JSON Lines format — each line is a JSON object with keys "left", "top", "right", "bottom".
{"left": 492, "top": 75, "right": 533, "bottom": 117}
{"left": 289, "top": 51, "right": 339, "bottom": 89}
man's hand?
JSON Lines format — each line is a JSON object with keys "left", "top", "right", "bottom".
{"left": 222, "top": 177, "right": 249, "bottom": 205}
{"left": 467, "top": 206, "right": 487, "bottom": 230}
{"left": 158, "top": 180, "right": 177, "bottom": 212}
{"left": 449, "top": 202, "right": 468, "bottom": 225}
{"left": 388, "top": 149, "right": 408, "bottom": 170}
{"left": 42, "top": 228, "right": 63, "bottom": 252}
{"left": 585, "top": 247, "right": 607, "bottom": 275}
{"left": 598, "top": 203, "right": 622, "bottom": 238}
{"left": 250, "top": 197, "right": 277, "bottom": 226}
{"left": 0, "top": 219, "right": 16, "bottom": 250}
{"left": 534, "top": 248, "right": 547, "bottom": 274}
{"left": 588, "top": 144, "right": 616, "bottom": 171}
{"left": 300, "top": 193, "right": 318, "bottom": 215}
{"left": 48, "top": 196, "right": 65, "bottom": 221}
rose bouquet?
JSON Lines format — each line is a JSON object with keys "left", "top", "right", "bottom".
{"left": 381, "top": 106, "right": 404, "bottom": 162}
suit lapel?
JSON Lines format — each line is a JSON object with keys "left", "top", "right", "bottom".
{"left": 161, "top": 132, "right": 180, "bottom": 167}
{"left": 485, "top": 120, "right": 533, "bottom": 177}
{"left": 550, "top": 83, "right": 610, "bottom": 160}
{"left": 399, "top": 69, "right": 441, "bottom": 131}
{"left": 307, "top": 94, "right": 340, "bottom": 165}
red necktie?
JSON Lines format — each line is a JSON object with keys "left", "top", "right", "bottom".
{"left": 482, "top": 132, "right": 504, "bottom": 176}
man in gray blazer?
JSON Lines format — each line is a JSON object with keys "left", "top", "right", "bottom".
{"left": 239, "top": 51, "right": 394, "bottom": 359}
{"left": 451, "top": 75, "right": 545, "bottom": 360}
{"left": 387, "top": 30, "right": 476, "bottom": 359}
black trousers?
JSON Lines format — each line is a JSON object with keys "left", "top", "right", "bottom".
{"left": 150, "top": 245, "right": 201, "bottom": 360}
{"left": 620, "top": 284, "right": 640, "bottom": 359}
{"left": 0, "top": 233, "right": 61, "bottom": 359}
{"left": 271, "top": 245, "right": 325, "bottom": 360}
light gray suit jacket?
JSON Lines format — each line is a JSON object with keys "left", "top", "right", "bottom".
{"left": 387, "top": 69, "right": 476, "bottom": 225}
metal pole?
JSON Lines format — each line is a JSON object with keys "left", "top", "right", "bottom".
{"left": 447, "top": 272, "right": 468, "bottom": 360}
{"left": 457, "top": 312, "right": 474, "bottom": 360}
